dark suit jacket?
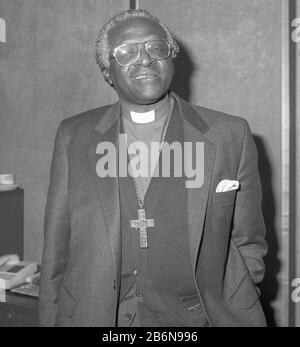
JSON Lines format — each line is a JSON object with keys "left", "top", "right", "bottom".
{"left": 39, "top": 93, "right": 268, "bottom": 327}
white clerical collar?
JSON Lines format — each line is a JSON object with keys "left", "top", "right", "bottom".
{"left": 130, "top": 110, "right": 155, "bottom": 124}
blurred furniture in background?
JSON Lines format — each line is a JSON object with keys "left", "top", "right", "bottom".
{"left": 0, "top": 292, "right": 38, "bottom": 327}
{"left": 0, "top": 189, "right": 23, "bottom": 259}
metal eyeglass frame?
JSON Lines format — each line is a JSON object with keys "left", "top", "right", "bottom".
{"left": 109, "top": 39, "right": 172, "bottom": 67}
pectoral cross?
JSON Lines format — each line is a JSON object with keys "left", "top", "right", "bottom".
{"left": 130, "top": 209, "right": 154, "bottom": 248}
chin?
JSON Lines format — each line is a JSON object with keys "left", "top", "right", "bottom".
{"left": 133, "top": 90, "right": 167, "bottom": 105}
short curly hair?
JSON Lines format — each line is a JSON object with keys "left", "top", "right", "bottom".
{"left": 95, "top": 9, "right": 180, "bottom": 73}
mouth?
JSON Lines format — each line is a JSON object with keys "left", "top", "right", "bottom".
{"left": 132, "top": 73, "right": 159, "bottom": 81}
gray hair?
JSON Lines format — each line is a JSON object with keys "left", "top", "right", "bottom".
{"left": 95, "top": 9, "right": 180, "bottom": 73}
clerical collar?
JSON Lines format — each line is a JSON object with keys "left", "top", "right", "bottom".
{"left": 120, "top": 94, "right": 170, "bottom": 124}
{"left": 130, "top": 110, "right": 155, "bottom": 124}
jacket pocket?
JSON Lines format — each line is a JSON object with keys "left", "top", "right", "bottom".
{"left": 213, "top": 191, "right": 236, "bottom": 206}
{"left": 223, "top": 242, "right": 259, "bottom": 309}
{"left": 226, "top": 274, "right": 259, "bottom": 309}
{"left": 59, "top": 282, "right": 77, "bottom": 318}
{"left": 180, "top": 294, "right": 202, "bottom": 312}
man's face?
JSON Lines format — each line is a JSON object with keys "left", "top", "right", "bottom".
{"left": 106, "top": 17, "right": 174, "bottom": 105}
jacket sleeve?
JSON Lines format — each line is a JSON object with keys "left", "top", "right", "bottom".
{"left": 232, "top": 120, "right": 268, "bottom": 285}
{"left": 39, "top": 124, "right": 71, "bottom": 326}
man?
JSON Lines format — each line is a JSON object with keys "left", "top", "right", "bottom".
{"left": 39, "top": 9, "right": 268, "bottom": 327}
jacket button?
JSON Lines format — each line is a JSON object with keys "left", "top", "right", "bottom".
{"left": 124, "top": 313, "right": 132, "bottom": 321}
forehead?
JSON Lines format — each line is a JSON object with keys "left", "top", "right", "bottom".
{"left": 108, "top": 17, "right": 167, "bottom": 48}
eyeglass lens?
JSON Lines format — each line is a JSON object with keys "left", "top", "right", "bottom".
{"left": 114, "top": 40, "right": 170, "bottom": 66}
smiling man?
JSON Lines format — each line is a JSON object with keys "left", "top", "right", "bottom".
{"left": 103, "top": 16, "right": 175, "bottom": 105}
{"left": 39, "top": 9, "right": 268, "bottom": 327}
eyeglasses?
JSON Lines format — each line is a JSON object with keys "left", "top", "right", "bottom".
{"left": 110, "top": 39, "right": 171, "bottom": 67}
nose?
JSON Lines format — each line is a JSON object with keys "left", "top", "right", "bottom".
{"left": 136, "top": 45, "right": 153, "bottom": 67}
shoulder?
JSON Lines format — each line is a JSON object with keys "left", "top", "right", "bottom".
{"left": 191, "top": 104, "right": 249, "bottom": 132}
{"left": 187, "top": 104, "right": 255, "bottom": 159}
{"left": 190, "top": 104, "right": 252, "bottom": 147}
{"left": 59, "top": 104, "right": 112, "bottom": 134}
{"left": 55, "top": 104, "right": 114, "bottom": 146}
{"left": 173, "top": 93, "right": 250, "bottom": 137}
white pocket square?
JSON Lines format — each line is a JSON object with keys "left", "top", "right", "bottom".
{"left": 216, "top": 179, "right": 239, "bottom": 193}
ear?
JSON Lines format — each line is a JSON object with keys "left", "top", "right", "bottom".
{"left": 103, "top": 69, "right": 113, "bottom": 87}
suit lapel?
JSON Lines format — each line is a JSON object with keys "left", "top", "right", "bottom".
{"left": 173, "top": 94, "right": 216, "bottom": 270}
{"left": 86, "top": 102, "right": 121, "bottom": 274}
{"left": 143, "top": 98, "right": 182, "bottom": 218}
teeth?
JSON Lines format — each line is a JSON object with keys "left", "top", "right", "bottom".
{"left": 134, "top": 75, "right": 156, "bottom": 80}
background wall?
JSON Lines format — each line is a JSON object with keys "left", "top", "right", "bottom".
{"left": 140, "top": 0, "right": 283, "bottom": 326}
{"left": 0, "top": 0, "right": 128, "bottom": 261}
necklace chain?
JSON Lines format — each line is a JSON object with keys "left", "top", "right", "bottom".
{"left": 132, "top": 97, "right": 174, "bottom": 209}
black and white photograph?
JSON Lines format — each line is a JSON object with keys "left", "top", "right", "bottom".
{"left": 0, "top": 0, "right": 299, "bottom": 330}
